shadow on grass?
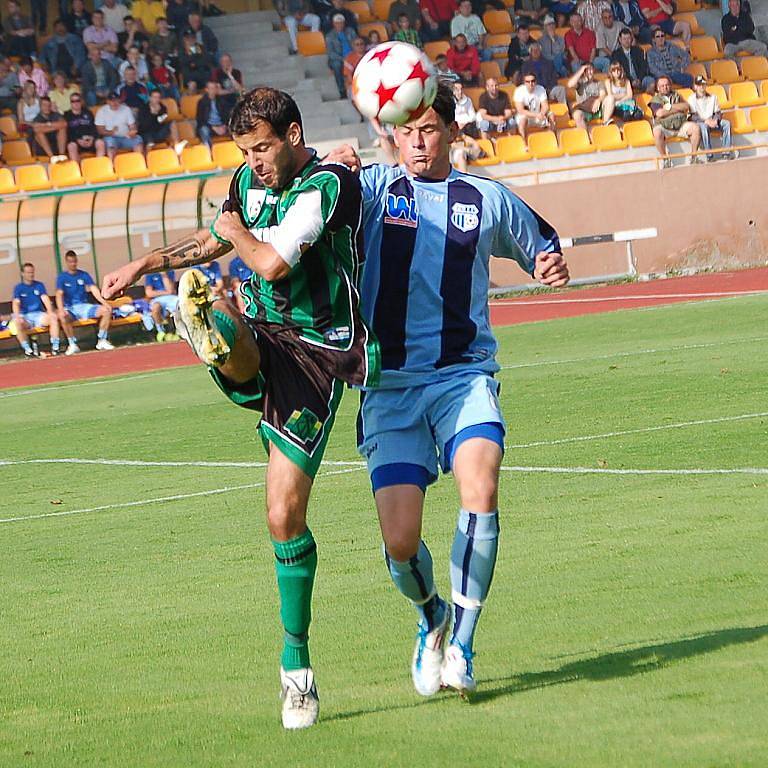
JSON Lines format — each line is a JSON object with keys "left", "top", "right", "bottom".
{"left": 325, "top": 625, "right": 768, "bottom": 722}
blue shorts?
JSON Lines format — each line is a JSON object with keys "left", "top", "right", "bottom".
{"left": 65, "top": 302, "right": 101, "bottom": 321}
{"left": 151, "top": 294, "right": 178, "bottom": 314}
{"left": 105, "top": 135, "right": 143, "bottom": 151}
{"left": 357, "top": 372, "right": 506, "bottom": 493}
{"left": 21, "top": 311, "right": 48, "bottom": 328}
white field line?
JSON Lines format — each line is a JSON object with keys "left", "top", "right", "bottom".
{"left": 0, "top": 370, "right": 166, "bottom": 399}
{"left": 489, "top": 290, "right": 767, "bottom": 307}
{"left": 0, "top": 458, "right": 365, "bottom": 469}
{"left": 507, "top": 411, "right": 768, "bottom": 449}
{"left": 499, "top": 336, "right": 768, "bottom": 371}
{"left": 0, "top": 466, "right": 365, "bottom": 524}
{"left": 500, "top": 466, "right": 768, "bottom": 476}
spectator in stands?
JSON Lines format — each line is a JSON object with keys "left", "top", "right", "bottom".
{"left": 565, "top": 12, "right": 597, "bottom": 72}
{"left": 387, "top": 0, "right": 422, "bottom": 36}
{"left": 200, "top": 261, "right": 225, "bottom": 297}
{"left": 120, "top": 46, "right": 150, "bottom": 82}
{"left": 138, "top": 88, "right": 182, "bottom": 150}
{"left": 64, "top": 0, "right": 92, "bottom": 37}
{"left": 594, "top": 7, "right": 620, "bottom": 70}
{"left": 18, "top": 57, "right": 49, "bottom": 97}
{"left": 118, "top": 16, "right": 150, "bottom": 59}
{"left": 521, "top": 41, "right": 567, "bottom": 102}
{"left": 3, "top": 0, "right": 37, "bottom": 58}
{"left": 56, "top": 250, "right": 114, "bottom": 354}
{"left": 435, "top": 52, "right": 460, "bottom": 83}
{"left": 49, "top": 71, "right": 80, "bottom": 113}
{"left": 179, "top": 29, "right": 214, "bottom": 92}
{"left": 638, "top": 0, "right": 690, "bottom": 44}
{"left": 476, "top": 77, "right": 515, "bottom": 139}
{"left": 117, "top": 66, "right": 149, "bottom": 111}
{"left": 285, "top": 0, "right": 321, "bottom": 55}
{"left": 30, "top": 0, "right": 47, "bottom": 34}
{"left": 515, "top": 0, "right": 548, "bottom": 27}
{"left": 149, "top": 52, "right": 181, "bottom": 100}
{"left": 144, "top": 270, "right": 178, "bottom": 341}
{"left": 0, "top": 59, "right": 20, "bottom": 114}
{"left": 132, "top": 0, "right": 166, "bottom": 35}
{"left": 101, "top": 0, "right": 129, "bottom": 34}
{"left": 602, "top": 61, "right": 643, "bottom": 122}
{"left": 540, "top": 15, "right": 568, "bottom": 78}
{"left": 548, "top": 0, "right": 577, "bottom": 27}
{"left": 611, "top": 0, "right": 650, "bottom": 42}
{"left": 83, "top": 9, "right": 119, "bottom": 64}
{"left": 166, "top": 0, "right": 194, "bottom": 37}
{"left": 577, "top": 0, "right": 610, "bottom": 32}
{"left": 82, "top": 45, "right": 119, "bottom": 105}
{"left": 17, "top": 80, "right": 40, "bottom": 129}
{"left": 321, "top": 0, "right": 358, "bottom": 34}
{"left": 211, "top": 54, "right": 244, "bottom": 108}
{"left": 687, "top": 74, "right": 734, "bottom": 160}
{"left": 366, "top": 29, "right": 383, "bottom": 50}
{"left": 453, "top": 80, "right": 478, "bottom": 136}
{"left": 394, "top": 13, "right": 423, "bottom": 47}
{"left": 568, "top": 62, "right": 606, "bottom": 127}
{"left": 612, "top": 26, "right": 655, "bottom": 92}
{"left": 721, "top": 0, "right": 767, "bottom": 58}
{"left": 149, "top": 17, "right": 178, "bottom": 62}
{"left": 449, "top": 131, "right": 483, "bottom": 170}
{"left": 450, "top": 0, "right": 486, "bottom": 55}
{"left": 448, "top": 33, "right": 481, "bottom": 85}
{"left": 326, "top": 13, "right": 357, "bottom": 98}
{"left": 505, "top": 23, "right": 533, "bottom": 83}
{"left": 420, "top": 0, "right": 457, "bottom": 42}
{"left": 30, "top": 96, "right": 69, "bottom": 161}
{"left": 344, "top": 37, "right": 366, "bottom": 101}
{"left": 514, "top": 72, "right": 556, "bottom": 139}
{"left": 41, "top": 19, "right": 87, "bottom": 77}
{"left": 96, "top": 90, "right": 143, "bottom": 158}
{"left": 227, "top": 256, "right": 251, "bottom": 314}
{"left": 187, "top": 12, "right": 219, "bottom": 58}
{"left": 196, "top": 80, "right": 231, "bottom": 145}
{"left": 65, "top": 90, "right": 106, "bottom": 161}
{"left": 647, "top": 26, "right": 692, "bottom": 86}
{"left": 12, "top": 263, "right": 61, "bottom": 357}
{"left": 650, "top": 74, "right": 701, "bottom": 165}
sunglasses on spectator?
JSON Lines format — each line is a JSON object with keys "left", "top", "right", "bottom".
{"left": 524, "top": 78, "right": 536, "bottom": 83}
{"left": 654, "top": 33, "right": 665, "bottom": 38}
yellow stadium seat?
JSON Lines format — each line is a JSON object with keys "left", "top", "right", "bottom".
{"left": 495, "top": 134, "right": 529, "bottom": 162}
{"left": 674, "top": 0, "right": 700, "bottom": 11}
{"left": 180, "top": 93, "right": 202, "bottom": 120}
{"left": 685, "top": 62, "right": 707, "bottom": 81}
{"left": 424, "top": 41, "right": 450, "bottom": 61}
{"left": 161, "top": 97, "right": 181, "bottom": 121}
{"left": 761, "top": 79, "right": 768, "bottom": 101}
{"left": 114, "top": 152, "right": 151, "bottom": 179}
{"left": 296, "top": 30, "right": 327, "bottom": 56}
{"left": 181, "top": 144, "right": 216, "bottom": 171}
{"left": 486, "top": 33, "right": 511, "bottom": 59}
{"left": 480, "top": 60, "right": 504, "bottom": 82}
{"left": 483, "top": 9, "right": 513, "bottom": 33}
{"left": 527, "top": 130, "right": 562, "bottom": 158}
{"left": 723, "top": 108, "right": 753, "bottom": 133}
{"left": 177, "top": 120, "right": 201, "bottom": 146}
{"left": 147, "top": 147, "right": 182, "bottom": 176}
{"left": 0, "top": 167, "right": 19, "bottom": 194}
{"left": 740, "top": 56, "right": 768, "bottom": 81}
{"left": 729, "top": 81, "right": 764, "bottom": 107}
{"left": 623, "top": 120, "right": 655, "bottom": 147}
{"left": 559, "top": 127, "right": 595, "bottom": 155}
{"left": 528, "top": 28, "right": 541, "bottom": 41}
{"left": 15, "top": 164, "right": 52, "bottom": 191}
{"left": 212, "top": 140, "right": 243, "bottom": 169}
{"left": 710, "top": 59, "right": 743, "bottom": 84}
{"left": 677, "top": 87, "right": 693, "bottom": 101}
{"left": 707, "top": 84, "right": 733, "bottom": 109}
{"left": 749, "top": 104, "right": 768, "bottom": 130}
{"left": 359, "top": 22, "right": 388, "bottom": 41}
{"left": 470, "top": 138, "right": 499, "bottom": 166}
{"left": 372, "top": 0, "right": 394, "bottom": 20}
{"left": 690, "top": 36, "right": 722, "bottom": 61}
{"left": 636, "top": 92, "right": 654, "bottom": 117}
{"left": 81, "top": 156, "right": 117, "bottom": 183}
{"left": 50, "top": 160, "right": 85, "bottom": 187}
{"left": 464, "top": 86, "right": 484, "bottom": 109}
{"left": 591, "top": 123, "right": 627, "bottom": 151}
{"left": 673, "top": 12, "right": 704, "bottom": 35}
{"left": 0, "top": 115, "right": 20, "bottom": 140}
{"left": 3, "top": 140, "right": 33, "bottom": 166}
{"left": 348, "top": 0, "right": 374, "bottom": 22}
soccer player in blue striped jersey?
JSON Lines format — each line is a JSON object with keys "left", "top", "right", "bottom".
{"left": 330, "top": 83, "right": 569, "bottom": 697}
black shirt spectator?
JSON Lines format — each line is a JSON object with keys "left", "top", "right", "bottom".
{"left": 186, "top": 13, "right": 219, "bottom": 56}
{"left": 321, "top": 0, "right": 358, "bottom": 33}
{"left": 65, "top": 104, "right": 97, "bottom": 142}
{"left": 166, "top": 0, "right": 195, "bottom": 35}
{"left": 64, "top": 0, "right": 92, "bottom": 36}
{"left": 137, "top": 96, "right": 171, "bottom": 142}
{"left": 3, "top": 0, "right": 37, "bottom": 58}
{"left": 178, "top": 32, "right": 213, "bottom": 90}
{"left": 117, "top": 16, "right": 150, "bottom": 58}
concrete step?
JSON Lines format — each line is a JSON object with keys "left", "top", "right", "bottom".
{"left": 305, "top": 121, "right": 372, "bottom": 146}
{"left": 205, "top": 11, "right": 279, "bottom": 29}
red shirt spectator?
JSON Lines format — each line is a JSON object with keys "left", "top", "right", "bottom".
{"left": 638, "top": 0, "right": 670, "bottom": 25}
{"left": 446, "top": 40, "right": 480, "bottom": 81}
{"left": 564, "top": 26, "right": 597, "bottom": 64}
{"left": 420, "top": 0, "right": 457, "bottom": 24}
{"left": 343, "top": 38, "right": 365, "bottom": 90}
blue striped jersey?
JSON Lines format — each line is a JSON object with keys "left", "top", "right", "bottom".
{"left": 359, "top": 164, "right": 560, "bottom": 388}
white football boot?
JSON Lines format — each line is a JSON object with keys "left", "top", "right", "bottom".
{"left": 175, "top": 268, "right": 230, "bottom": 366}
{"left": 441, "top": 643, "right": 477, "bottom": 697}
{"left": 280, "top": 667, "right": 319, "bottom": 730}
{"left": 95, "top": 338, "right": 114, "bottom": 351}
{"left": 411, "top": 602, "right": 450, "bottom": 696}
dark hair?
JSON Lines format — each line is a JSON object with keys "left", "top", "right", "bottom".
{"left": 397, "top": 12, "right": 408, "bottom": 20}
{"left": 20, "top": 56, "right": 32, "bottom": 67}
{"left": 53, "top": 17, "right": 65, "bottom": 25}
{"left": 229, "top": 86, "right": 303, "bottom": 140}
{"left": 65, "top": 250, "right": 77, "bottom": 258}
{"left": 22, "top": 262, "right": 34, "bottom": 269}
{"left": 92, "top": 8, "right": 103, "bottom": 15}
{"left": 619, "top": 26, "right": 632, "bottom": 35}
{"left": 431, "top": 82, "right": 456, "bottom": 126}
{"left": 157, "top": 15, "right": 166, "bottom": 21}
{"left": 517, "top": 21, "right": 529, "bottom": 30}
{"left": 123, "top": 14, "right": 134, "bottom": 21}
{"left": 40, "top": 95, "right": 51, "bottom": 103}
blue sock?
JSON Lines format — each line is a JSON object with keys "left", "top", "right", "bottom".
{"left": 21, "top": 340, "right": 32, "bottom": 353}
{"left": 97, "top": 329, "right": 108, "bottom": 340}
{"left": 450, "top": 509, "right": 500, "bottom": 653}
{"left": 385, "top": 540, "right": 447, "bottom": 631}
{"left": 51, "top": 337, "right": 60, "bottom": 352}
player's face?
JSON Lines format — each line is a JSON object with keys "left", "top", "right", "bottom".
{"left": 233, "top": 119, "right": 303, "bottom": 191}
{"left": 65, "top": 255, "right": 78, "bottom": 272}
{"left": 394, "top": 107, "right": 457, "bottom": 179}
{"left": 22, "top": 265, "right": 34, "bottom": 283}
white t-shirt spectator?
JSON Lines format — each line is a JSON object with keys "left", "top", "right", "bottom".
{"left": 687, "top": 93, "right": 719, "bottom": 121}
{"left": 595, "top": 22, "right": 621, "bottom": 53}
{"left": 454, "top": 94, "right": 476, "bottom": 128}
{"left": 514, "top": 83, "right": 548, "bottom": 112}
{"left": 102, "top": 2, "right": 129, "bottom": 32}
{"left": 95, "top": 103, "right": 135, "bottom": 136}
{"left": 450, "top": 15, "right": 487, "bottom": 47}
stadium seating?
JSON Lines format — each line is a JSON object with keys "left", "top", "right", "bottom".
{"left": 724, "top": 108, "right": 754, "bottom": 133}
{"left": 674, "top": 12, "right": 704, "bottom": 35}
{"left": 740, "top": 56, "right": 768, "bottom": 81}
{"left": 674, "top": 0, "right": 700, "bottom": 11}
{"left": 685, "top": 62, "right": 708, "bottom": 81}
{"left": 0, "top": 167, "right": 19, "bottom": 194}
{"left": 636, "top": 92, "right": 654, "bottom": 117}
{"left": 485, "top": 33, "right": 512, "bottom": 59}
{"left": 550, "top": 102, "right": 570, "bottom": 129}
{"left": 15, "top": 164, "right": 52, "bottom": 191}
{"left": 50, "top": 160, "right": 85, "bottom": 187}
{"left": 710, "top": 59, "right": 743, "bottom": 84}
{"left": 424, "top": 41, "right": 450, "bottom": 60}
{"left": 483, "top": 9, "right": 513, "bottom": 33}
{"left": 465, "top": 86, "right": 484, "bottom": 108}
{"left": 0, "top": 115, "right": 21, "bottom": 140}
{"left": 480, "top": 61, "right": 505, "bottom": 82}
{"left": 180, "top": 93, "right": 202, "bottom": 120}
{"left": 528, "top": 130, "right": 563, "bottom": 158}
{"left": 761, "top": 80, "right": 768, "bottom": 101}
{"left": 212, "top": 141, "right": 243, "bottom": 168}
{"left": 177, "top": 120, "right": 201, "bottom": 146}
{"left": 81, "top": 156, "right": 118, "bottom": 183}
{"left": 296, "top": 31, "right": 327, "bottom": 56}
{"left": 147, "top": 148, "right": 182, "bottom": 176}
{"left": 729, "top": 81, "right": 764, "bottom": 107}
{"left": 181, "top": 144, "right": 217, "bottom": 172}
{"left": 114, "top": 152, "right": 151, "bottom": 180}
{"left": 359, "top": 22, "right": 388, "bottom": 41}
{"left": 748, "top": 105, "right": 768, "bottom": 130}
{"left": 162, "top": 98, "right": 181, "bottom": 121}
{"left": 707, "top": 84, "right": 733, "bottom": 109}
{"left": 690, "top": 37, "right": 722, "bottom": 62}
{"left": 559, "top": 128, "right": 595, "bottom": 155}
{"left": 495, "top": 135, "right": 528, "bottom": 162}
{"left": 372, "top": 0, "right": 395, "bottom": 21}
{"left": 472, "top": 138, "right": 499, "bottom": 166}
{"left": 3, "top": 140, "right": 33, "bottom": 166}
{"left": 591, "top": 123, "right": 627, "bottom": 151}
{"left": 623, "top": 120, "right": 655, "bottom": 147}
{"left": 347, "top": 0, "right": 374, "bottom": 22}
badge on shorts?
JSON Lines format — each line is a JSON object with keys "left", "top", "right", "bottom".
{"left": 451, "top": 203, "right": 479, "bottom": 233}
{"left": 245, "top": 189, "right": 267, "bottom": 221}
{"left": 284, "top": 408, "right": 323, "bottom": 445}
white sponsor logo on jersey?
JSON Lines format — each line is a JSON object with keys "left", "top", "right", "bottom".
{"left": 451, "top": 203, "right": 479, "bottom": 233}
{"left": 245, "top": 189, "right": 267, "bottom": 221}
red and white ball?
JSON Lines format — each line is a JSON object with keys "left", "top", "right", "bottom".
{"left": 352, "top": 42, "right": 438, "bottom": 126}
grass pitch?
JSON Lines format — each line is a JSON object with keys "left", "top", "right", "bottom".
{"left": 1, "top": 295, "right": 767, "bottom": 767}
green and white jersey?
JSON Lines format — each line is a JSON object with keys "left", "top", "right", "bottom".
{"left": 213, "top": 155, "right": 379, "bottom": 387}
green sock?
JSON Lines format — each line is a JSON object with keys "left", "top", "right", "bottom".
{"left": 212, "top": 308, "right": 237, "bottom": 348}
{"left": 273, "top": 528, "right": 317, "bottom": 671}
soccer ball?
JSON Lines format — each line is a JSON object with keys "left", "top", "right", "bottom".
{"left": 352, "top": 42, "right": 438, "bottom": 126}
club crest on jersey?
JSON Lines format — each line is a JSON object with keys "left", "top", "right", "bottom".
{"left": 451, "top": 203, "right": 479, "bottom": 233}
{"left": 384, "top": 193, "right": 418, "bottom": 227}
{"left": 245, "top": 189, "right": 267, "bottom": 221}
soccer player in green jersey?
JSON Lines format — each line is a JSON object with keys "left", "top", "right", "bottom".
{"left": 101, "top": 87, "right": 379, "bottom": 730}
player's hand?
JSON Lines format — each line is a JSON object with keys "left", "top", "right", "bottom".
{"left": 324, "top": 144, "right": 362, "bottom": 174}
{"left": 101, "top": 261, "right": 144, "bottom": 300}
{"left": 534, "top": 251, "right": 569, "bottom": 288}
{"left": 214, "top": 210, "right": 246, "bottom": 243}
